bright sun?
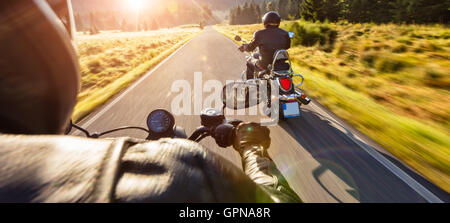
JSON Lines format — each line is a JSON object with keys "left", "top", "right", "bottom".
{"left": 128, "top": 0, "right": 144, "bottom": 11}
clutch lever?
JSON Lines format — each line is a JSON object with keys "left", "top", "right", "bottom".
{"left": 188, "top": 126, "right": 210, "bottom": 141}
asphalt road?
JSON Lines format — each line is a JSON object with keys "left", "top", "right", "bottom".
{"left": 74, "top": 28, "right": 449, "bottom": 203}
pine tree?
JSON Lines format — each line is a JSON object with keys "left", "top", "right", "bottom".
{"left": 255, "top": 4, "right": 262, "bottom": 22}
{"left": 236, "top": 5, "right": 243, "bottom": 24}
{"left": 266, "top": 1, "right": 275, "bottom": 12}
{"left": 276, "top": 0, "right": 290, "bottom": 19}
{"left": 229, "top": 7, "right": 236, "bottom": 25}
{"left": 100, "top": 11, "right": 119, "bottom": 30}
{"left": 74, "top": 13, "right": 84, "bottom": 32}
{"left": 242, "top": 1, "right": 251, "bottom": 24}
{"left": 299, "top": 0, "right": 342, "bottom": 22}
{"left": 250, "top": 0, "right": 261, "bottom": 23}
{"left": 300, "top": 0, "right": 317, "bottom": 21}
{"left": 419, "top": 0, "right": 450, "bottom": 23}
{"left": 321, "top": 0, "right": 342, "bottom": 22}
{"left": 120, "top": 18, "right": 128, "bottom": 32}
{"left": 89, "top": 12, "right": 99, "bottom": 35}
{"left": 388, "top": 0, "right": 449, "bottom": 24}
{"left": 344, "top": 0, "right": 393, "bottom": 23}
{"left": 150, "top": 18, "right": 159, "bottom": 30}
{"left": 261, "top": 0, "right": 267, "bottom": 14}
{"left": 287, "top": 0, "right": 300, "bottom": 20}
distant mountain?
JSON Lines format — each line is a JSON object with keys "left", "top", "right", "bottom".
{"left": 70, "top": 0, "right": 266, "bottom": 32}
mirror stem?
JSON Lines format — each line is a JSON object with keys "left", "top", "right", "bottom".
{"left": 72, "top": 123, "right": 91, "bottom": 137}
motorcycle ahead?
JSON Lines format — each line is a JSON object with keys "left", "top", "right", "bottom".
{"left": 234, "top": 33, "right": 311, "bottom": 122}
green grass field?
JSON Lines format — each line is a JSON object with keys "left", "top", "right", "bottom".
{"left": 214, "top": 21, "right": 450, "bottom": 193}
{"left": 73, "top": 27, "right": 200, "bottom": 122}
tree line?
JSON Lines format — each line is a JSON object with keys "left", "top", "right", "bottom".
{"left": 229, "top": 0, "right": 262, "bottom": 25}
{"left": 229, "top": 0, "right": 450, "bottom": 25}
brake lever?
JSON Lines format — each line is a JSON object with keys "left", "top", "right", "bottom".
{"left": 195, "top": 133, "right": 210, "bottom": 142}
{"left": 226, "top": 119, "right": 243, "bottom": 127}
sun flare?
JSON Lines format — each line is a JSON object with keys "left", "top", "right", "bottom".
{"left": 128, "top": 0, "right": 144, "bottom": 11}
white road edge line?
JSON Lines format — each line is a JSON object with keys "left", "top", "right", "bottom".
{"left": 224, "top": 33, "right": 443, "bottom": 203}
{"left": 78, "top": 38, "right": 195, "bottom": 129}
{"left": 309, "top": 102, "right": 443, "bottom": 203}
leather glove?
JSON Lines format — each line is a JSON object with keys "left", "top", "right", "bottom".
{"left": 232, "top": 123, "right": 302, "bottom": 202}
{"left": 238, "top": 44, "right": 247, "bottom": 52}
{"left": 233, "top": 122, "right": 270, "bottom": 153}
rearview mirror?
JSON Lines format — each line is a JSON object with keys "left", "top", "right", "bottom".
{"left": 222, "top": 82, "right": 261, "bottom": 110}
{"left": 234, "top": 35, "right": 242, "bottom": 42}
{"left": 288, "top": 32, "right": 295, "bottom": 39}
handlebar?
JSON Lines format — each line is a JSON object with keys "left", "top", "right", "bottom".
{"left": 68, "top": 109, "right": 244, "bottom": 148}
{"left": 293, "top": 74, "right": 305, "bottom": 87}
{"left": 91, "top": 126, "right": 150, "bottom": 138}
{"left": 71, "top": 122, "right": 150, "bottom": 138}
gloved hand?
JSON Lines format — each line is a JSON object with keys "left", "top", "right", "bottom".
{"left": 233, "top": 122, "right": 271, "bottom": 153}
{"left": 238, "top": 44, "right": 247, "bottom": 52}
{"left": 232, "top": 123, "right": 302, "bottom": 202}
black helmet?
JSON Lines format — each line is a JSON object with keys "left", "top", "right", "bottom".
{"left": 0, "top": 0, "right": 80, "bottom": 134}
{"left": 262, "top": 11, "right": 281, "bottom": 28}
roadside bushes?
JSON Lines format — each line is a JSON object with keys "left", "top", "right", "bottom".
{"left": 375, "top": 57, "right": 409, "bottom": 73}
{"left": 361, "top": 52, "right": 413, "bottom": 73}
{"left": 361, "top": 53, "right": 377, "bottom": 67}
{"left": 423, "top": 68, "right": 450, "bottom": 89}
{"left": 87, "top": 59, "right": 103, "bottom": 73}
{"left": 285, "top": 21, "right": 338, "bottom": 52}
{"left": 79, "top": 45, "right": 104, "bottom": 56}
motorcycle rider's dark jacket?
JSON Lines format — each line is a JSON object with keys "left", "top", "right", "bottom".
{"left": 244, "top": 27, "right": 291, "bottom": 69}
{"left": 0, "top": 135, "right": 301, "bottom": 203}
{"left": 0, "top": 1, "right": 301, "bottom": 203}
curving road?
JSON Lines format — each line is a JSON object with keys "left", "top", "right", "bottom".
{"left": 74, "top": 28, "right": 449, "bottom": 203}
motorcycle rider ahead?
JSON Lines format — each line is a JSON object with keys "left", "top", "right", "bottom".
{"left": 239, "top": 11, "right": 291, "bottom": 80}
{"left": 0, "top": 0, "right": 300, "bottom": 203}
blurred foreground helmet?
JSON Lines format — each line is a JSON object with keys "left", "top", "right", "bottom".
{"left": 262, "top": 11, "right": 281, "bottom": 28}
{"left": 0, "top": 0, "right": 80, "bottom": 134}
